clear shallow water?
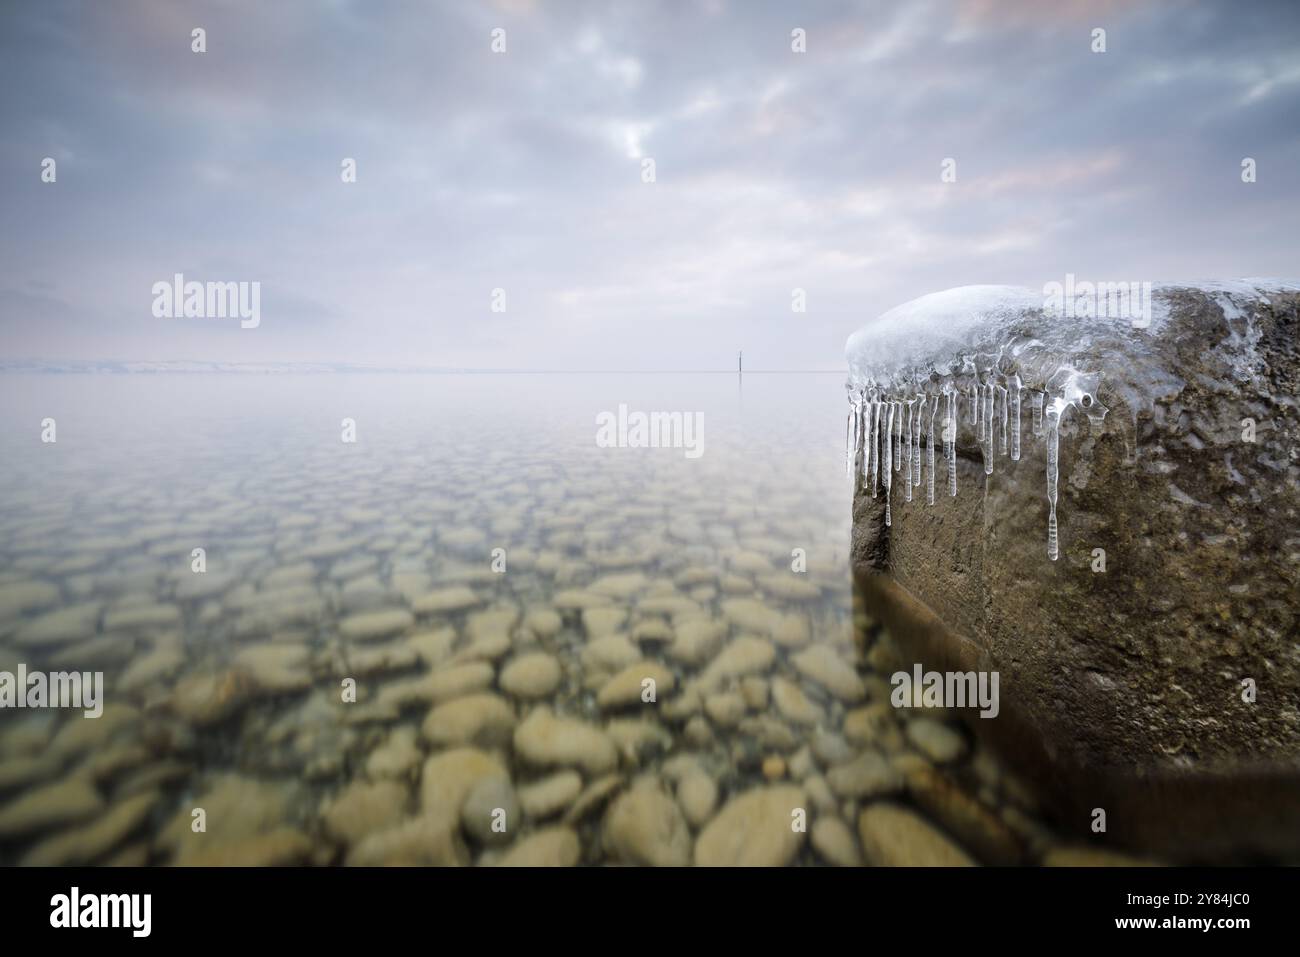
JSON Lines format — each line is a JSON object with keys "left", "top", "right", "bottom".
{"left": 0, "top": 372, "right": 1081, "bottom": 866}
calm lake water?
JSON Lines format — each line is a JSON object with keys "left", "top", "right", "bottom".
{"left": 0, "top": 371, "right": 1081, "bottom": 866}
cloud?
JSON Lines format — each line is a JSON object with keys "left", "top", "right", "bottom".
{"left": 1, "top": 0, "right": 1298, "bottom": 369}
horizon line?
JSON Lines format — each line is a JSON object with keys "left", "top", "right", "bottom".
{"left": 0, "top": 359, "right": 847, "bottom": 376}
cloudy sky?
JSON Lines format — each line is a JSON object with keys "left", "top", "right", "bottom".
{"left": 2, "top": 0, "right": 1298, "bottom": 370}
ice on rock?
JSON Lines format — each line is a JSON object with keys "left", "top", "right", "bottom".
{"left": 883, "top": 402, "right": 894, "bottom": 527}
{"left": 844, "top": 281, "right": 1300, "bottom": 560}
{"left": 981, "top": 381, "right": 994, "bottom": 476}
{"left": 997, "top": 384, "right": 1009, "bottom": 457}
{"left": 944, "top": 388, "right": 956, "bottom": 498}
{"left": 1046, "top": 404, "right": 1061, "bottom": 561}
{"left": 871, "top": 401, "right": 881, "bottom": 498}
{"left": 845, "top": 285, "right": 1042, "bottom": 382}
{"left": 859, "top": 399, "right": 871, "bottom": 487}
{"left": 1009, "top": 374, "right": 1022, "bottom": 462}
{"left": 904, "top": 401, "right": 913, "bottom": 504}
{"left": 926, "top": 399, "right": 937, "bottom": 506}
{"left": 892, "top": 402, "right": 902, "bottom": 472}
{"left": 912, "top": 397, "right": 922, "bottom": 489}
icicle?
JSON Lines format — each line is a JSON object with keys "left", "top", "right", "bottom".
{"left": 893, "top": 402, "right": 902, "bottom": 471}
{"left": 846, "top": 408, "right": 853, "bottom": 477}
{"left": 1010, "top": 375, "right": 1022, "bottom": 461}
{"left": 862, "top": 399, "right": 873, "bottom": 492}
{"left": 903, "top": 401, "right": 913, "bottom": 503}
{"left": 883, "top": 402, "right": 894, "bottom": 526}
{"left": 946, "top": 389, "right": 957, "bottom": 497}
{"left": 1046, "top": 404, "right": 1061, "bottom": 561}
{"left": 1032, "top": 390, "right": 1044, "bottom": 436}
{"left": 981, "top": 381, "right": 994, "bottom": 475}
{"left": 997, "top": 385, "right": 1008, "bottom": 456}
{"left": 859, "top": 395, "right": 868, "bottom": 481}
{"left": 857, "top": 397, "right": 866, "bottom": 478}
{"left": 855, "top": 400, "right": 862, "bottom": 480}
{"left": 970, "top": 384, "right": 979, "bottom": 427}
{"left": 888, "top": 401, "right": 895, "bottom": 467}
{"left": 912, "top": 396, "right": 923, "bottom": 488}
{"left": 871, "top": 401, "right": 881, "bottom": 499}
{"left": 926, "top": 399, "right": 937, "bottom": 505}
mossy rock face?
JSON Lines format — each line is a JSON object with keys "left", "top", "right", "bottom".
{"left": 846, "top": 282, "right": 1300, "bottom": 859}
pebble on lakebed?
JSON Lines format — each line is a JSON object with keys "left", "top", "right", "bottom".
{"left": 0, "top": 393, "right": 1139, "bottom": 870}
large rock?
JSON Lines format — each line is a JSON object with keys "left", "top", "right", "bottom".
{"left": 845, "top": 281, "right": 1300, "bottom": 860}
